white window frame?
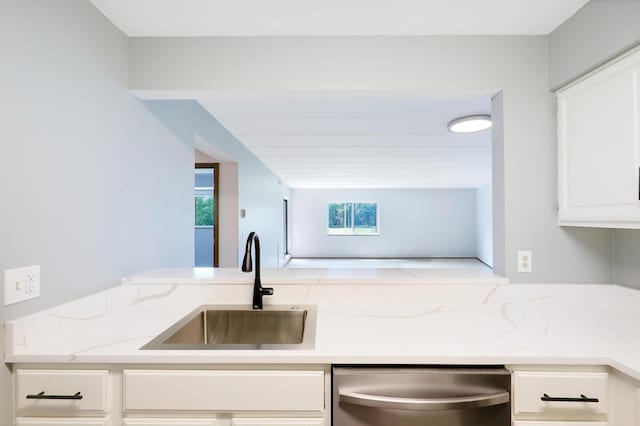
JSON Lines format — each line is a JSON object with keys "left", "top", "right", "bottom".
{"left": 326, "top": 201, "right": 380, "bottom": 236}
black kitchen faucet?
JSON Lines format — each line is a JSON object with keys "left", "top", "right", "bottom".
{"left": 241, "top": 232, "right": 274, "bottom": 309}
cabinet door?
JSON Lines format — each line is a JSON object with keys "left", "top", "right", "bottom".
{"left": 513, "top": 371, "right": 608, "bottom": 420}
{"left": 16, "top": 369, "right": 109, "bottom": 416}
{"left": 123, "top": 370, "right": 324, "bottom": 412}
{"left": 558, "top": 49, "right": 640, "bottom": 228}
{"left": 513, "top": 422, "right": 606, "bottom": 426}
{"left": 16, "top": 419, "right": 107, "bottom": 426}
{"left": 123, "top": 420, "right": 216, "bottom": 426}
{"left": 231, "top": 419, "right": 323, "bottom": 426}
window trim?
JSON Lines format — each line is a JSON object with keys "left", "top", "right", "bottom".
{"left": 326, "top": 201, "right": 380, "bottom": 236}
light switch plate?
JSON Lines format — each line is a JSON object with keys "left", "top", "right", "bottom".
{"left": 4, "top": 265, "right": 40, "bottom": 306}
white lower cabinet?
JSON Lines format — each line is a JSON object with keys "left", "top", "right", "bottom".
{"left": 120, "top": 369, "right": 328, "bottom": 426}
{"left": 511, "top": 367, "right": 609, "bottom": 426}
{"left": 122, "top": 420, "right": 216, "bottom": 426}
{"left": 122, "top": 370, "right": 325, "bottom": 412}
{"left": 231, "top": 419, "right": 323, "bottom": 426}
{"left": 14, "top": 367, "right": 328, "bottom": 426}
{"left": 513, "top": 422, "right": 607, "bottom": 426}
{"left": 15, "top": 369, "right": 110, "bottom": 426}
{"left": 16, "top": 419, "right": 107, "bottom": 426}
{"left": 16, "top": 369, "right": 110, "bottom": 416}
{"left": 513, "top": 370, "right": 608, "bottom": 420}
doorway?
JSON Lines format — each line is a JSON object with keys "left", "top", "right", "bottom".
{"left": 194, "top": 163, "right": 219, "bottom": 267}
{"left": 283, "top": 198, "right": 290, "bottom": 257}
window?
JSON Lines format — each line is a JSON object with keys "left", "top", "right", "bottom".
{"left": 328, "top": 202, "right": 379, "bottom": 235}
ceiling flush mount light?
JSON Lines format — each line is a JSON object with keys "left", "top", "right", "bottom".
{"left": 447, "top": 114, "right": 492, "bottom": 133}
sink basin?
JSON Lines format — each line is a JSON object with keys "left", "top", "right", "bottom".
{"left": 142, "top": 305, "right": 317, "bottom": 350}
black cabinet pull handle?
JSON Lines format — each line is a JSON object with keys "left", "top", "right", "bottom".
{"left": 541, "top": 393, "right": 599, "bottom": 403}
{"left": 26, "top": 391, "right": 83, "bottom": 400}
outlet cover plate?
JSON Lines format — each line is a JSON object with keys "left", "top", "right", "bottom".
{"left": 4, "top": 265, "right": 40, "bottom": 306}
{"left": 517, "top": 251, "right": 532, "bottom": 273}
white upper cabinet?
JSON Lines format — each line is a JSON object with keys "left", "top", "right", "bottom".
{"left": 557, "top": 48, "right": 640, "bottom": 228}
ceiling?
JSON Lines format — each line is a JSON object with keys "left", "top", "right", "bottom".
{"left": 199, "top": 93, "right": 492, "bottom": 189}
{"left": 90, "top": 0, "right": 589, "bottom": 37}
{"left": 89, "top": 1, "right": 573, "bottom": 189}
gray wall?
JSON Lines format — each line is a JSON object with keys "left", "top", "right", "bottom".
{"left": 290, "top": 189, "right": 477, "bottom": 258}
{"left": 611, "top": 231, "right": 640, "bottom": 288}
{"left": 128, "top": 35, "right": 613, "bottom": 283}
{"left": 549, "top": 0, "right": 640, "bottom": 289}
{"left": 549, "top": 0, "right": 640, "bottom": 90}
{"left": 476, "top": 183, "right": 493, "bottom": 267}
{"left": 143, "top": 101, "right": 291, "bottom": 268}
{"left": 0, "top": 0, "right": 195, "bottom": 420}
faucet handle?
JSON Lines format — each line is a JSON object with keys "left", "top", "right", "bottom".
{"left": 261, "top": 287, "right": 274, "bottom": 296}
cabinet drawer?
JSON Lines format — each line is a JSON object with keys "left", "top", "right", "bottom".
{"left": 123, "top": 370, "right": 324, "bottom": 412}
{"left": 513, "top": 371, "right": 608, "bottom": 420}
{"left": 232, "top": 420, "right": 324, "bottom": 426}
{"left": 123, "top": 420, "right": 217, "bottom": 426}
{"left": 16, "top": 370, "right": 109, "bottom": 415}
{"left": 513, "top": 422, "right": 607, "bottom": 426}
{"left": 16, "top": 419, "right": 107, "bottom": 426}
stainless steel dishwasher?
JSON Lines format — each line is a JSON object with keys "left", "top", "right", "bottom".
{"left": 333, "top": 366, "right": 510, "bottom": 426}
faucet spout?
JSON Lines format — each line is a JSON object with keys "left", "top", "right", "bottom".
{"left": 242, "top": 232, "right": 273, "bottom": 309}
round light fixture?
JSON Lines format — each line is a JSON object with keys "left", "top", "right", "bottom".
{"left": 447, "top": 114, "right": 492, "bottom": 133}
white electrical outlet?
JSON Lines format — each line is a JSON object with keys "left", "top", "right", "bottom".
{"left": 4, "top": 265, "right": 40, "bottom": 305}
{"left": 517, "top": 251, "right": 532, "bottom": 273}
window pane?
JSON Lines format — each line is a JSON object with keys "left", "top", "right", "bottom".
{"left": 328, "top": 202, "right": 344, "bottom": 228}
{"left": 194, "top": 168, "right": 214, "bottom": 227}
{"left": 328, "top": 202, "right": 351, "bottom": 234}
{"left": 194, "top": 169, "right": 213, "bottom": 188}
{"left": 195, "top": 196, "right": 214, "bottom": 226}
{"left": 354, "top": 202, "right": 377, "bottom": 234}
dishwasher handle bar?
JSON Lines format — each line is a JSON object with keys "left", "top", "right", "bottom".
{"left": 339, "top": 389, "right": 510, "bottom": 411}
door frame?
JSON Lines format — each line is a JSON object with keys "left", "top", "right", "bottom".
{"left": 195, "top": 162, "right": 219, "bottom": 267}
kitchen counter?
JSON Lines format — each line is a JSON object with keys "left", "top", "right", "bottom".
{"left": 123, "top": 266, "right": 508, "bottom": 285}
{"left": 4, "top": 270, "right": 640, "bottom": 381}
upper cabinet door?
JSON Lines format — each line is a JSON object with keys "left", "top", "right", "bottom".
{"left": 558, "top": 49, "right": 640, "bottom": 228}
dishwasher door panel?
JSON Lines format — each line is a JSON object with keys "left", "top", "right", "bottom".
{"left": 332, "top": 366, "right": 511, "bottom": 426}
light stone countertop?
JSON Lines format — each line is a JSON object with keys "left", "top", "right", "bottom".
{"left": 123, "top": 266, "right": 508, "bottom": 285}
{"left": 4, "top": 269, "right": 640, "bottom": 381}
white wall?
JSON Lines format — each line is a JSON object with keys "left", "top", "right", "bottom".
{"left": 0, "top": 0, "right": 195, "bottom": 423}
{"left": 128, "top": 35, "right": 613, "bottom": 283}
{"left": 475, "top": 183, "right": 493, "bottom": 267}
{"left": 143, "top": 101, "right": 290, "bottom": 268}
{"left": 290, "top": 189, "right": 477, "bottom": 258}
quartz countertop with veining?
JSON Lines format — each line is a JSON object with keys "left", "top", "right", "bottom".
{"left": 4, "top": 269, "right": 640, "bottom": 381}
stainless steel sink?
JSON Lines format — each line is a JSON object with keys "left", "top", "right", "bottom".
{"left": 142, "top": 305, "right": 317, "bottom": 350}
